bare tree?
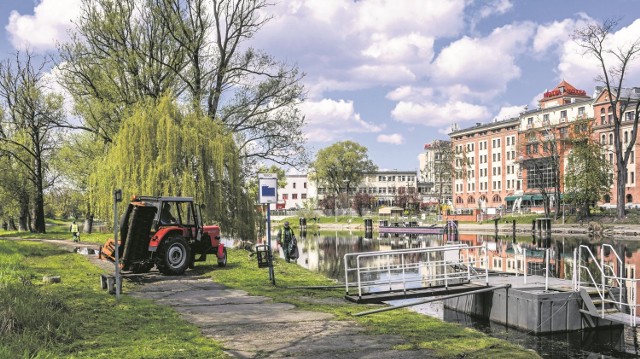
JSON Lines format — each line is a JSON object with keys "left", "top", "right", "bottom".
{"left": 0, "top": 52, "right": 64, "bottom": 233}
{"left": 573, "top": 18, "right": 640, "bottom": 219}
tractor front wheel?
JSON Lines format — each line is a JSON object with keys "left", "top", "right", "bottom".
{"left": 217, "top": 247, "right": 227, "bottom": 267}
{"left": 157, "top": 236, "right": 191, "bottom": 275}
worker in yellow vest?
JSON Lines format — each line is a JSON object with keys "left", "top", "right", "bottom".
{"left": 70, "top": 220, "right": 80, "bottom": 242}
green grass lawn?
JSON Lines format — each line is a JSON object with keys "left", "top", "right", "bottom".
{"left": 0, "top": 240, "right": 227, "bottom": 359}
{"left": 1, "top": 236, "right": 539, "bottom": 358}
{"left": 202, "top": 249, "right": 540, "bottom": 358}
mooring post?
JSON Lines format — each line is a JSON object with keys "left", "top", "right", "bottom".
{"left": 512, "top": 220, "right": 516, "bottom": 238}
{"left": 545, "top": 248, "right": 549, "bottom": 291}
{"left": 524, "top": 247, "right": 527, "bottom": 284}
{"left": 572, "top": 248, "right": 577, "bottom": 291}
{"left": 532, "top": 219, "right": 536, "bottom": 232}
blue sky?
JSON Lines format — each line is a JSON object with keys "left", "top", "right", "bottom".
{"left": 3, "top": 0, "right": 640, "bottom": 173}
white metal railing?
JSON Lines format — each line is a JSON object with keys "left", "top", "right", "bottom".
{"left": 344, "top": 244, "right": 489, "bottom": 298}
{"left": 575, "top": 244, "right": 638, "bottom": 326}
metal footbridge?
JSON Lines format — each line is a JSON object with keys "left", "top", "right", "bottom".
{"left": 343, "top": 244, "right": 497, "bottom": 303}
{"left": 343, "top": 242, "right": 640, "bottom": 329}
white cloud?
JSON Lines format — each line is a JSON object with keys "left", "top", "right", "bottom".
{"left": 432, "top": 22, "right": 536, "bottom": 94}
{"left": 349, "top": 64, "right": 416, "bottom": 83}
{"left": 362, "top": 33, "right": 435, "bottom": 63}
{"left": 300, "top": 99, "right": 382, "bottom": 143}
{"left": 255, "top": 0, "right": 467, "bottom": 99}
{"left": 386, "top": 86, "right": 434, "bottom": 102}
{"left": 391, "top": 100, "right": 490, "bottom": 127}
{"left": 533, "top": 19, "right": 578, "bottom": 54}
{"left": 479, "top": 0, "right": 513, "bottom": 18}
{"left": 377, "top": 134, "right": 404, "bottom": 145}
{"left": 555, "top": 18, "right": 640, "bottom": 92}
{"left": 6, "top": 0, "right": 81, "bottom": 51}
{"left": 494, "top": 105, "right": 525, "bottom": 121}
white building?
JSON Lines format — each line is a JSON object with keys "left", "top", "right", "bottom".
{"left": 278, "top": 174, "right": 309, "bottom": 209}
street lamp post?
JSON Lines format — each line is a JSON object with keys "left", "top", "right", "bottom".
{"left": 343, "top": 179, "right": 350, "bottom": 218}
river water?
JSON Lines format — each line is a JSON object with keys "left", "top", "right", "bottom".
{"left": 268, "top": 229, "right": 640, "bottom": 358}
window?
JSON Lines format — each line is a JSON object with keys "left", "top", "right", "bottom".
{"left": 560, "top": 110, "right": 567, "bottom": 119}
{"left": 543, "top": 114, "right": 549, "bottom": 123}
{"left": 527, "top": 117, "right": 533, "bottom": 125}
{"left": 601, "top": 108, "right": 606, "bottom": 125}
{"left": 626, "top": 111, "right": 635, "bottom": 122}
{"left": 625, "top": 131, "right": 629, "bottom": 143}
{"left": 292, "top": 194, "right": 298, "bottom": 199}
{"left": 304, "top": 182, "right": 307, "bottom": 189}
{"left": 601, "top": 134, "right": 606, "bottom": 144}
{"left": 609, "top": 133, "right": 614, "bottom": 145}
{"left": 293, "top": 182, "right": 296, "bottom": 189}
{"left": 608, "top": 106, "right": 613, "bottom": 122}
{"left": 578, "top": 107, "right": 585, "bottom": 116}
{"left": 301, "top": 194, "right": 307, "bottom": 199}
{"left": 282, "top": 194, "right": 288, "bottom": 200}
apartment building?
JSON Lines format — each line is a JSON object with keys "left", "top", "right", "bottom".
{"left": 356, "top": 170, "right": 419, "bottom": 206}
{"left": 592, "top": 86, "right": 640, "bottom": 208}
{"left": 418, "top": 140, "right": 453, "bottom": 205}
{"left": 449, "top": 118, "right": 520, "bottom": 213}
{"left": 449, "top": 80, "right": 595, "bottom": 213}
{"left": 516, "top": 81, "right": 593, "bottom": 210}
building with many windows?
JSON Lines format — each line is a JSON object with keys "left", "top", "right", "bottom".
{"left": 593, "top": 86, "right": 640, "bottom": 208}
{"left": 449, "top": 118, "right": 520, "bottom": 213}
{"left": 356, "top": 170, "right": 418, "bottom": 206}
{"left": 418, "top": 140, "right": 453, "bottom": 205}
{"left": 449, "top": 80, "right": 595, "bottom": 213}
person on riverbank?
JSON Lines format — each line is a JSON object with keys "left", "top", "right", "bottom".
{"left": 278, "top": 221, "right": 297, "bottom": 262}
{"left": 70, "top": 220, "right": 80, "bottom": 242}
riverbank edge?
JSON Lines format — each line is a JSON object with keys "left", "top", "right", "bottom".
{"left": 311, "top": 222, "right": 640, "bottom": 237}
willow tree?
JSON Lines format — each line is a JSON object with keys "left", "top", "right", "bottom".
{"left": 60, "top": 0, "right": 307, "bottom": 169}
{"left": 89, "top": 95, "right": 254, "bottom": 239}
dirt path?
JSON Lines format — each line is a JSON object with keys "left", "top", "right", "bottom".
{"left": 31, "top": 238, "right": 435, "bottom": 358}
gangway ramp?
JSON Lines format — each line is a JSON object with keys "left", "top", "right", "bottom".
{"left": 576, "top": 244, "right": 640, "bottom": 328}
{"left": 343, "top": 244, "right": 490, "bottom": 304}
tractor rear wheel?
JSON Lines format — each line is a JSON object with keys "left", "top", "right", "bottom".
{"left": 157, "top": 235, "right": 191, "bottom": 275}
{"left": 217, "top": 247, "right": 227, "bottom": 267}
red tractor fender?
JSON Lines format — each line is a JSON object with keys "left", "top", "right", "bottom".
{"left": 148, "top": 227, "right": 184, "bottom": 252}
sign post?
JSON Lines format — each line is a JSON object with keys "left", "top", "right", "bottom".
{"left": 258, "top": 174, "right": 277, "bottom": 285}
{"left": 113, "top": 189, "right": 122, "bottom": 299}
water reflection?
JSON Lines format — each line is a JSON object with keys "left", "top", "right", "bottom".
{"left": 270, "top": 229, "right": 640, "bottom": 358}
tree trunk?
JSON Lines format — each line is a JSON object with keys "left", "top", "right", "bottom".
{"left": 8, "top": 217, "right": 17, "bottom": 230}
{"left": 18, "top": 194, "right": 29, "bottom": 231}
{"left": 617, "top": 170, "right": 626, "bottom": 219}
{"left": 33, "top": 157, "right": 46, "bottom": 233}
{"left": 83, "top": 214, "right": 94, "bottom": 234}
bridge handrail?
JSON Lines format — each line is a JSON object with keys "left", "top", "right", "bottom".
{"left": 576, "top": 245, "right": 639, "bottom": 326}
{"left": 344, "top": 244, "right": 488, "bottom": 298}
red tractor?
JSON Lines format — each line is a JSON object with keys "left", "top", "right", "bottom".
{"left": 100, "top": 196, "right": 227, "bottom": 275}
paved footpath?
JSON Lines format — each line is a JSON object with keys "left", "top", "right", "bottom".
{"left": 39, "top": 239, "right": 435, "bottom": 359}
{"left": 128, "top": 274, "right": 434, "bottom": 358}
